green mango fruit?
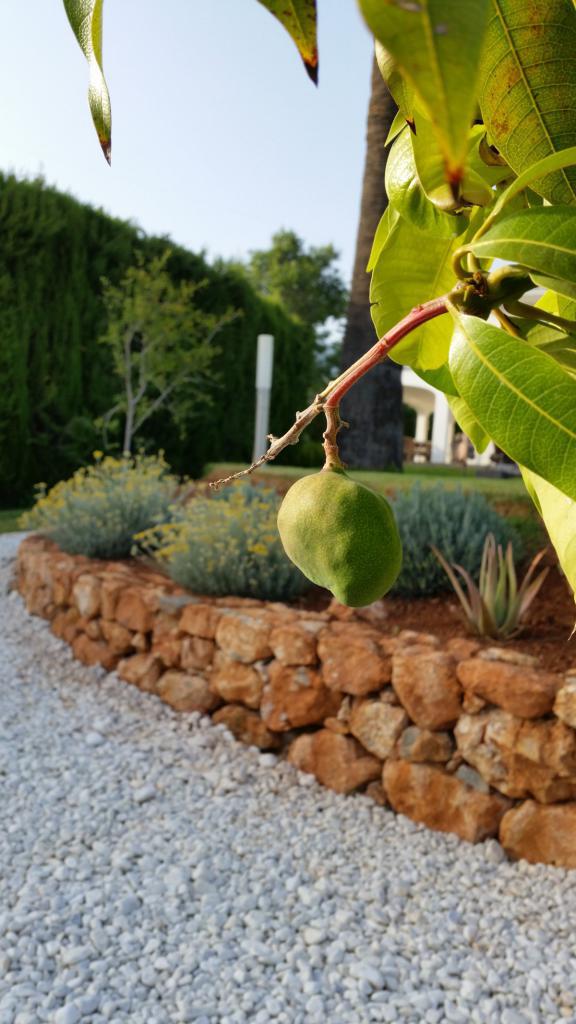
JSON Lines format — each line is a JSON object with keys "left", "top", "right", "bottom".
{"left": 277, "top": 468, "right": 402, "bottom": 607}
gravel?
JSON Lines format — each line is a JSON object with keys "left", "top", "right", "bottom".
{"left": 1, "top": 531, "right": 576, "bottom": 1024}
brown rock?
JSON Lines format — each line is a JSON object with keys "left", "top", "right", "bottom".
{"left": 71, "top": 575, "right": 101, "bottom": 619}
{"left": 25, "top": 585, "right": 53, "bottom": 618}
{"left": 153, "top": 633, "right": 182, "bottom": 668}
{"left": 445, "top": 637, "right": 482, "bottom": 661}
{"left": 157, "top": 670, "right": 220, "bottom": 713}
{"left": 269, "top": 622, "right": 320, "bottom": 666}
{"left": 115, "top": 588, "right": 155, "bottom": 633}
{"left": 383, "top": 760, "right": 511, "bottom": 843}
{"left": 349, "top": 701, "right": 408, "bottom": 759}
{"left": 261, "top": 663, "right": 341, "bottom": 731}
{"left": 212, "top": 705, "right": 281, "bottom": 750}
{"left": 324, "top": 716, "right": 350, "bottom": 735}
{"left": 455, "top": 710, "right": 576, "bottom": 803}
{"left": 85, "top": 618, "right": 102, "bottom": 641}
{"left": 457, "top": 659, "right": 560, "bottom": 719}
{"left": 288, "top": 731, "right": 381, "bottom": 793}
{"left": 398, "top": 726, "right": 454, "bottom": 764}
{"left": 117, "top": 653, "right": 163, "bottom": 693}
{"left": 215, "top": 612, "right": 272, "bottom": 663}
{"left": 72, "top": 633, "right": 118, "bottom": 671}
{"left": 397, "top": 630, "right": 440, "bottom": 648}
{"left": 478, "top": 647, "right": 538, "bottom": 667}
{"left": 392, "top": 648, "right": 462, "bottom": 730}
{"left": 462, "top": 692, "right": 487, "bottom": 715}
{"left": 318, "top": 624, "right": 392, "bottom": 696}
{"left": 180, "top": 603, "right": 223, "bottom": 639}
{"left": 132, "top": 632, "right": 149, "bottom": 652}
{"left": 379, "top": 685, "right": 401, "bottom": 705}
{"left": 210, "top": 660, "right": 264, "bottom": 709}
{"left": 181, "top": 636, "right": 215, "bottom": 672}
{"left": 100, "top": 576, "right": 127, "bottom": 620}
{"left": 500, "top": 801, "right": 576, "bottom": 867}
{"left": 554, "top": 680, "right": 576, "bottom": 728}
{"left": 365, "top": 780, "right": 388, "bottom": 806}
{"left": 100, "top": 619, "right": 135, "bottom": 656}
{"left": 51, "top": 607, "right": 81, "bottom": 643}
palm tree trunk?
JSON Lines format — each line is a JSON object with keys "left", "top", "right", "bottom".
{"left": 339, "top": 57, "right": 402, "bottom": 469}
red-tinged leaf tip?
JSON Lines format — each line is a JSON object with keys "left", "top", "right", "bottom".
{"left": 407, "top": 118, "right": 416, "bottom": 134}
{"left": 100, "top": 137, "right": 111, "bottom": 165}
{"left": 305, "top": 57, "right": 319, "bottom": 84}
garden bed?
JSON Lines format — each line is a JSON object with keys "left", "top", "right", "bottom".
{"left": 16, "top": 534, "right": 576, "bottom": 869}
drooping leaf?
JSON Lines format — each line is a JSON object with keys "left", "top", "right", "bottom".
{"left": 410, "top": 119, "right": 495, "bottom": 212}
{"left": 448, "top": 395, "right": 490, "bottom": 452}
{"left": 359, "top": 0, "right": 491, "bottom": 186}
{"left": 464, "top": 208, "right": 576, "bottom": 284}
{"left": 63, "top": 0, "right": 111, "bottom": 162}
{"left": 375, "top": 41, "right": 415, "bottom": 128}
{"left": 449, "top": 311, "right": 576, "bottom": 501}
{"left": 531, "top": 275, "right": 576, "bottom": 302}
{"left": 256, "top": 0, "right": 318, "bottom": 83}
{"left": 478, "top": 0, "right": 576, "bottom": 204}
{"left": 521, "top": 468, "right": 576, "bottom": 601}
{"left": 370, "top": 214, "right": 461, "bottom": 370}
{"left": 386, "top": 128, "right": 467, "bottom": 238}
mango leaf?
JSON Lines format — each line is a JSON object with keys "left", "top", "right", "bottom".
{"left": 63, "top": 0, "right": 111, "bottom": 162}
{"left": 370, "top": 214, "right": 461, "bottom": 370}
{"left": 508, "top": 317, "right": 576, "bottom": 376}
{"left": 414, "top": 362, "right": 459, "bottom": 397}
{"left": 521, "top": 468, "right": 576, "bottom": 601}
{"left": 386, "top": 109, "right": 410, "bottom": 146}
{"left": 256, "top": 0, "right": 318, "bottom": 82}
{"left": 448, "top": 311, "right": 576, "bottom": 501}
{"left": 386, "top": 128, "right": 467, "bottom": 239}
{"left": 531, "top": 275, "right": 576, "bottom": 302}
{"left": 366, "top": 206, "right": 398, "bottom": 273}
{"left": 448, "top": 395, "right": 490, "bottom": 452}
{"left": 464, "top": 208, "right": 576, "bottom": 283}
{"left": 411, "top": 119, "right": 495, "bottom": 211}
{"left": 478, "top": 0, "right": 576, "bottom": 204}
{"left": 359, "top": 0, "right": 490, "bottom": 185}
{"left": 375, "top": 41, "right": 415, "bottom": 128}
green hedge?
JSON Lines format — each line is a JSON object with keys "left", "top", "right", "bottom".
{"left": 0, "top": 174, "right": 315, "bottom": 502}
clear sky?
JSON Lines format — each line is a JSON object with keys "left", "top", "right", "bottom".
{"left": 0, "top": 1, "right": 374, "bottom": 283}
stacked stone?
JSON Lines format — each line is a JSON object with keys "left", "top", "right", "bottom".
{"left": 16, "top": 535, "right": 576, "bottom": 868}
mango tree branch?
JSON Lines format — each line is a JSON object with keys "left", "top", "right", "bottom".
{"left": 211, "top": 296, "right": 449, "bottom": 489}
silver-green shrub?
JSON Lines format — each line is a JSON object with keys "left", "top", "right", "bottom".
{"left": 21, "top": 453, "right": 178, "bottom": 559}
{"left": 137, "top": 480, "right": 310, "bottom": 601}
{"left": 391, "top": 484, "right": 521, "bottom": 598}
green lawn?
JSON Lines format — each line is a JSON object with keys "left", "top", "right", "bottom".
{"left": 205, "top": 462, "right": 529, "bottom": 505}
{"left": 0, "top": 509, "right": 28, "bottom": 534}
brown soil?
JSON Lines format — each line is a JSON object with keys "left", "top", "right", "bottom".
{"left": 296, "top": 567, "right": 576, "bottom": 675}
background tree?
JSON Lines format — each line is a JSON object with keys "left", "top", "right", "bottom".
{"left": 98, "top": 251, "right": 237, "bottom": 453}
{"left": 243, "top": 229, "right": 348, "bottom": 390}
{"left": 339, "top": 58, "right": 401, "bottom": 470}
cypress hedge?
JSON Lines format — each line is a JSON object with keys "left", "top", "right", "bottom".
{"left": 0, "top": 174, "right": 315, "bottom": 503}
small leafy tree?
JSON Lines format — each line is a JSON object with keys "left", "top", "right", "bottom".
{"left": 63, "top": 0, "right": 576, "bottom": 602}
{"left": 98, "top": 251, "right": 237, "bottom": 453}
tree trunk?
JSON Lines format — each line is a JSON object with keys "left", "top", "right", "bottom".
{"left": 339, "top": 58, "right": 402, "bottom": 469}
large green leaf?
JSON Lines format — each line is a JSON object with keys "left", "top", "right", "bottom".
{"left": 478, "top": 0, "right": 576, "bottom": 204}
{"left": 509, "top": 317, "right": 576, "bottom": 376}
{"left": 386, "top": 128, "right": 467, "bottom": 239}
{"left": 375, "top": 42, "right": 415, "bottom": 129}
{"left": 359, "top": 0, "right": 490, "bottom": 184}
{"left": 448, "top": 396, "right": 490, "bottom": 452}
{"left": 521, "top": 468, "right": 576, "bottom": 601}
{"left": 410, "top": 119, "right": 498, "bottom": 212}
{"left": 449, "top": 312, "right": 576, "bottom": 501}
{"left": 63, "top": 0, "right": 111, "bottom": 162}
{"left": 370, "top": 215, "right": 460, "bottom": 370}
{"left": 256, "top": 0, "right": 318, "bottom": 82}
{"left": 531, "top": 275, "right": 576, "bottom": 302}
{"left": 465, "top": 208, "right": 576, "bottom": 283}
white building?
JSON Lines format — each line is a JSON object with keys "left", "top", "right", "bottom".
{"left": 401, "top": 366, "right": 494, "bottom": 466}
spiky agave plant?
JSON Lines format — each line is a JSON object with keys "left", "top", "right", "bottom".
{"left": 432, "top": 533, "right": 549, "bottom": 639}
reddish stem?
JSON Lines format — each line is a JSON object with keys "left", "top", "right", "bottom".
{"left": 324, "top": 296, "right": 449, "bottom": 408}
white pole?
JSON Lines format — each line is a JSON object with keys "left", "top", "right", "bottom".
{"left": 431, "top": 393, "right": 454, "bottom": 464}
{"left": 252, "top": 334, "right": 274, "bottom": 463}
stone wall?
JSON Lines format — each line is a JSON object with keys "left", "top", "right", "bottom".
{"left": 16, "top": 535, "right": 576, "bottom": 868}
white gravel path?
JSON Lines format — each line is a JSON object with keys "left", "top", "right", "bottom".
{"left": 1, "top": 532, "right": 576, "bottom": 1024}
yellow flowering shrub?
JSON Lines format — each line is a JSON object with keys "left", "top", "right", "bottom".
{"left": 137, "top": 481, "right": 309, "bottom": 601}
{"left": 21, "top": 453, "right": 178, "bottom": 558}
